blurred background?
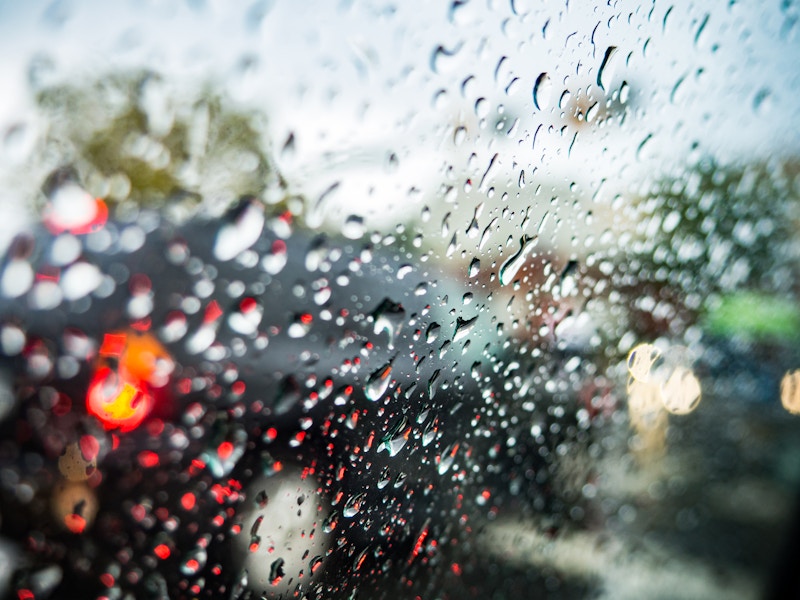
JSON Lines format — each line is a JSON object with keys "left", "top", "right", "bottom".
{"left": 0, "top": 0, "right": 799, "bottom": 598}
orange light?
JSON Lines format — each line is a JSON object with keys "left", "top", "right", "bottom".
{"left": 119, "top": 331, "right": 174, "bottom": 388}
{"left": 64, "top": 513, "right": 87, "bottom": 533}
{"left": 86, "top": 331, "right": 174, "bottom": 432}
{"left": 86, "top": 367, "right": 152, "bottom": 432}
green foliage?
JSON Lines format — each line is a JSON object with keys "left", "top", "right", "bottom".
{"left": 34, "top": 71, "right": 283, "bottom": 211}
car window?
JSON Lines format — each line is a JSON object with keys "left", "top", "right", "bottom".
{"left": 0, "top": 1, "right": 799, "bottom": 599}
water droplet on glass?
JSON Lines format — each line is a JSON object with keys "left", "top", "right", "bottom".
{"left": 61, "top": 262, "right": 102, "bottom": 301}
{"left": 468, "top": 257, "right": 481, "bottom": 278}
{"left": 426, "top": 322, "right": 441, "bottom": 344}
{"left": 228, "top": 297, "right": 263, "bottom": 336}
{"left": 180, "top": 547, "right": 208, "bottom": 576}
{"left": 213, "top": 197, "right": 265, "bottom": 262}
{"left": 627, "top": 343, "right": 662, "bottom": 382}
{"left": 453, "top": 315, "right": 478, "bottom": 343}
{"left": 343, "top": 215, "right": 365, "bottom": 240}
{"left": 781, "top": 370, "right": 800, "bottom": 415}
{"left": 287, "top": 313, "right": 313, "bottom": 338}
{"left": 322, "top": 512, "right": 338, "bottom": 533}
{"left": 371, "top": 298, "right": 406, "bottom": 348}
{"left": 597, "top": 46, "right": 619, "bottom": 91}
{"left": 269, "top": 557, "right": 285, "bottom": 585}
{"left": 437, "top": 442, "right": 458, "bottom": 475}
{"left": 0, "top": 323, "right": 26, "bottom": 355}
{"left": 659, "top": 365, "right": 702, "bottom": 415}
{"left": 1, "top": 259, "right": 34, "bottom": 298}
{"left": 365, "top": 360, "right": 393, "bottom": 401}
{"left": 533, "top": 73, "right": 552, "bottom": 110}
{"left": 378, "top": 414, "right": 410, "bottom": 457}
{"left": 343, "top": 492, "right": 366, "bottom": 518}
{"left": 261, "top": 240, "right": 288, "bottom": 275}
{"left": 377, "top": 467, "right": 391, "bottom": 489}
{"left": 499, "top": 235, "right": 536, "bottom": 286}
{"left": 430, "top": 43, "right": 464, "bottom": 74}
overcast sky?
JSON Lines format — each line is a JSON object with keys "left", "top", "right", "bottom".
{"left": 0, "top": 0, "right": 797, "bottom": 236}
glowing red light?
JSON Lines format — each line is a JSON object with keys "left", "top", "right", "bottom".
{"left": 181, "top": 493, "right": 196, "bottom": 511}
{"left": 154, "top": 544, "right": 171, "bottom": 559}
{"left": 137, "top": 451, "right": 159, "bottom": 468}
{"left": 64, "top": 514, "right": 86, "bottom": 534}
{"left": 217, "top": 441, "right": 234, "bottom": 460}
{"left": 86, "top": 331, "right": 174, "bottom": 432}
{"left": 203, "top": 300, "right": 223, "bottom": 324}
{"left": 86, "top": 367, "right": 152, "bottom": 432}
{"left": 80, "top": 435, "right": 100, "bottom": 462}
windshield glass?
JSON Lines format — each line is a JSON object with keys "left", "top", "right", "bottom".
{"left": 0, "top": 1, "right": 798, "bottom": 599}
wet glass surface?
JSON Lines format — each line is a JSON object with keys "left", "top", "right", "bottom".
{"left": 0, "top": 1, "right": 799, "bottom": 598}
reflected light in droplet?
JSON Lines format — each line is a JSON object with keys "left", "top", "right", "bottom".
{"left": 780, "top": 370, "right": 800, "bottom": 415}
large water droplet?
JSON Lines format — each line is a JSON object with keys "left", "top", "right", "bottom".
{"left": 365, "top": 360, "right": 393, "bottom": 401}
{"left": 430, "top": 43, "right": 464, "bottom": 74}
{"left": 499, "top": 235, "right": 536, "bottom": 286}
{"left": 453, "top": 315, "right": 478, "bottom": 343}
{"left": 378, "top": 415, "right": 410, "bottom": 457}
{"left": 533, "top": 73, "right": 552, "bottom": 110}
{"left": 343, "top": 492, "right": 366, "bottom": 518}
{"left": 214, "top": 197, "right": 265, "bottom": 262}
{"left": 597, "top": 46, "right": 619, "bottom": 91}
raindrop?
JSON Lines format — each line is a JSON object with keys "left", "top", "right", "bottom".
{"left": 0, "top": 323, "right": 25, "bottom": 355}
{"left": 213, "top": 197, "right": 265, "bottom": 262}
{"left": 365, "top": 360, "right": 393, "bottom": 401}
{"left": 453, "top": 315, "right": 478, "bottom": 343}
{"left": 287, "top": 313, "right": 313, "bottom": 338}
{"left": 422, "top": 416, "right": 439, "bottom": 446}
{"left": 371, "top": 298, "right": 406, "bottom": 348}
{"left": 1, "top": 259, "right": 33, "bottom": 298}
{"left": 269, "top": 558, "right": 285, "bottom": 584}
{"left": 426, "top": 322, "right": 441, "bottom": 343}
{"left": 161, "top": 311, "right": 188, "bottom": 343}
{"left": 533, "top": 73, "right": 552, "bottom": 110}
{"left": 343, "top": 492, "right": 366, "bottom": 518}
{"left": 180, "top": 547, "right": 208, "bottom": 576}
{"left": 437, "top": 442, "right": 458, "bottom": 475}
{"left": 660, "top": 366, "right": 702, "bottom": 415}
{"left": 378, "top": 415, "right": 410, "bottom": 457}
{"left": 597, "top": 46, "right": 619, "bottom": 91}
{"left": 322, "top": 512, "right": 338, "bottom": 533}
{"left": 228, "top": 297, "right": 263, "bottom": 335}
{"left": 430, "top": 43, "right": 464, "bottom": 74}
{"left": 377, "top": 467, "right": 391, "bottom": 489}
{"left": 468, "top": 257, "right": 481, "bottom": 278}
{"left": 261, "top": 240, "right": 288, "bottom": 275}
{"left": 343, "top": 215, "right": 365, "bottom": 240}
{"left": 499, "top": 235, "right": 536, "bottom": 286}
{"left": 61, "top": 262, "right": 102, "bottom": 301}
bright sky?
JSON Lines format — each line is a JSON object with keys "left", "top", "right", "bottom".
{"left": 0, "top": 0, "right": 797, "bottom": 241}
